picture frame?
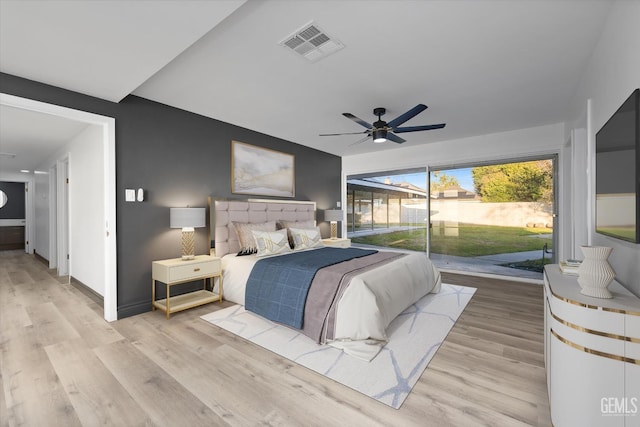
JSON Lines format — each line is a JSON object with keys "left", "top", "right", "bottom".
{"left": 231, "top": 141, "right": 295, "bottom": 197}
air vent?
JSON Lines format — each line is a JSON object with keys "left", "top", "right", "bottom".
{"left": 279, "top": 22, "right": 344, "bottom": 62}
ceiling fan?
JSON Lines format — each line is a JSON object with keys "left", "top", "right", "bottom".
{"left": 320, "top": 104, "right": 446, "bottom": 145}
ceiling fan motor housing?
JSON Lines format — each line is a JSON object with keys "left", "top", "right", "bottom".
{"left": 373, "top": 107, "right": 386, "bottom": 117}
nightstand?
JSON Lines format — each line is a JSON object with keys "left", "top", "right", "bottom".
{"left": 322, "top": 238, "right": 351, "bottom": 248}
{"left": 152, "top": 255, "right": 222, "bottom": 319}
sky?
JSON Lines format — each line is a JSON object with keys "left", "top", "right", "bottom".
{"left": 373, "top": 168, "right": 475, "bottom": 192}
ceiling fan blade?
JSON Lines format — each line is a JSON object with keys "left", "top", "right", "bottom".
{"left": 319, "top": 131, "right": 368, "bottom": 136}
{"left": 343, "top": 113, "right": 373, "bottom": 129}
{"left": 349, "top": 135, "right": 372, "bottom": 146}
{"left": 386, "top": 133, "right": 406, "bottom": 144}
{"left": 387, "top": 104, "right": 428, "bottom": 129}
{"left": 393, "top": 123, "right": 446, "bottom": 133}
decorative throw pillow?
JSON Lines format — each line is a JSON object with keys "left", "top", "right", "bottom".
{"left": 278, "top": 220, "right": 316, "bottom": 247}
{"left": 289, "top": 227, "right": 323, "bottom": 251}
{"left": 232, "top": 221, "right": 276, "bottom": 252}
{"left": 252, "top": 229, "right": 292, "bottom": 257}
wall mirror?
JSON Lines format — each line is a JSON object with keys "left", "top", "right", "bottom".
{"left": 0, "top": 190, "right": 7, "bottom": 208}
{"left": 595, "top": 88, "right": 639, "bottom": 243}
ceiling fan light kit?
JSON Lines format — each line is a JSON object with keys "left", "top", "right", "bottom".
{"left": 373, "top": 128, "right": 387, "bottom": 143}
{"left": 320, "top": 104, "right": 446, "bottom": 146}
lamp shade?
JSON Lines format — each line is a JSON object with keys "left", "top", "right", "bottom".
{"left": 170, "top": 208, "right": 206, "bottom": 229}
{"left": 324, "top": 209, "right": 344, "bottom": 222}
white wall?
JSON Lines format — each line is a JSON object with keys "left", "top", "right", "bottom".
{"left": 35, "top": 124, "right": 105, "bottom": 295}
{"left": 34, "top": 171, "right": 49, "bottom": 259}
{"left": 343, "top": 122, "right": 567, "bottom": 255}
{"left": 567, "top": 0, "right": 640, "bottom": 295}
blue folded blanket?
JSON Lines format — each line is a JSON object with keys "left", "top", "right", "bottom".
{"left": 245, "top": 247, "right": 377, "bottom": 329}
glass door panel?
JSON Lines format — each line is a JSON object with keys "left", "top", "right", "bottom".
{"left": 347, "top": 170, "right": 427, "bottom": 251}
{"left": 429, "top": 158, "right": 556, "bottom": 280}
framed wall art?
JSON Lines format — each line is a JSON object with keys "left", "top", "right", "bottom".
{"left": 231, "top": 141, "right": 295, "bottom": 197}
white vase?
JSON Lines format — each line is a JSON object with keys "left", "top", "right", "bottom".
{"left": 577, "top": 246, "right": 615, "bottom": 299}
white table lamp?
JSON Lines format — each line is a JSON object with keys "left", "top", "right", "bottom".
{"left": 324, "top": 209, "right": 344, "bottom": 239}
{"left": 170, "top": 207, "right": 206, "bottom": 260}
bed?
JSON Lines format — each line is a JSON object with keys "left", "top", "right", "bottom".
{"left": 213, "top": 199, "right": 441, "bottom": 361}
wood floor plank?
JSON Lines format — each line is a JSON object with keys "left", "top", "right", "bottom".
{"left": 51, "top": 293, "right": 124, "bottom": 349}
{"left": 94, "top": 339, "right": 228, "bottom": 426}
{"left": 0, "top": 361, "right": 9, "bottom": 427}
{"left": 25, "top": 301, "right": 81, "bottom": 347}
{"left": 424, "top": 360, "right": 545, "bottom": 420}
{"left": 409, "top": 382, "right": 534, "bottom": 427}
{"left": 44, "top": 338, "right": 153, "bottom": 426}
{"left": 0, "top": 281, "right": 32, "bottom": 331}
{"left": 0, "top": 252, "right": 552, "bottom": 426}
{"left": 431, "top": 341, "right": 548, "bottom": 400}
{"left": 0, "top": 326, "right": 82, "bottom": 427}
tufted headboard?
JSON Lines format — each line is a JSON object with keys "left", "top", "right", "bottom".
{"left": 213, "top": 199, "right": 316, "bottom": 258}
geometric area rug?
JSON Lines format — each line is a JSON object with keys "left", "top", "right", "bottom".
{"left": 201, "top": 283, "right": 476, "bottom": 409}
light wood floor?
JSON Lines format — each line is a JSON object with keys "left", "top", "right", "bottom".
{"left": 0, "top": 251, "right": 551, "bottom": 426}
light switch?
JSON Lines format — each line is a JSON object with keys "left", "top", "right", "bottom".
{"left": 137, "top": 188, "right": 144, "bottom": 202}
{"left": 125, "top": 189, "right": 135, "bottom": 202}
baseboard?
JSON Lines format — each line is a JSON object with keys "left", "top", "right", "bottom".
{"left": 70, "top": 276, "right": 104, "bottom": 306}
{"left": 33, "top": 250, "right": 49, "bottom": 266}
{"left": 117, "top": 301, "right": 151, "bottom": 319}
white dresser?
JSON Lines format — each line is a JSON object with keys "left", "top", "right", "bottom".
{"left": 544, "top": 265, "right": 640, "bottom": 426}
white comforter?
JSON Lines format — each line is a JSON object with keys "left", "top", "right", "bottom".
{"left": 219, "top": 249, "right": 441, "bottom": 361}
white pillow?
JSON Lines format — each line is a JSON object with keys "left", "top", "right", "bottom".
{"left": 289, "top": 227, "right": 323, "bottom": 251}
{"left": 232, "top": 221, "right": 276, "bottom": 251}
{"left": 277, "top": 220, "right": 316, "bottom": 247}
{"left": 252, "top": 229, "right": 292, "bottom": 257}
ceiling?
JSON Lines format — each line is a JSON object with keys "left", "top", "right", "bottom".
{"left": 0, "top": 0, "right": 613, "bottom": 173}
{"left": 0, "top": 105, "right": 90, "bottom": 173}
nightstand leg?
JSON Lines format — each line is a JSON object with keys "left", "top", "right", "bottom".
{"left": 219, "top": 274, "right": 223, "bottom": 302}
{"left": 151, "top": 279, "right": 156, "bottom": 311}
{"left": 166, "top": 283, "right": 170, "bottom": 319}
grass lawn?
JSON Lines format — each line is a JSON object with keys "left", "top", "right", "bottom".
{"left": 351, "top": 223, "right": 553, "bottom": 257}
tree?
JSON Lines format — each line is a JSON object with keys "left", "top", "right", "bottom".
{"left": 430, "top": 171, "right": 460, "bottom": 193}
{"left": 471, "top": 160, "right": 552, "bottom": 202}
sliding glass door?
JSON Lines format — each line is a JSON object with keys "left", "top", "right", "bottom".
{"left": 346, "top": 157, "right": 556, "bottom": 280}
{"left": 347, "top": 169, "right": 428, "bottom": 252}
{"left": 429, "top": 157, "right": 556, "bottom": 279}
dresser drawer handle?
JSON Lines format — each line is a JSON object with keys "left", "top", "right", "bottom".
{"left": 193, "top": 268, "right": 200, "bottom": 272}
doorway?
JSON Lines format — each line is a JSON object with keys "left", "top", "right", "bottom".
{"left": 0, "top": 93, "right": 117, "bottom": 321}
{"left": 0, "top": 181, "right": 26, "bottom": 251}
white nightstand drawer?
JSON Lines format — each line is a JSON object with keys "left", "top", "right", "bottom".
{"left": 152, "top": 255, "right": 221, "bottom": 284}
{"left": 169, "top": 260, "right": 219, "bottom": 282}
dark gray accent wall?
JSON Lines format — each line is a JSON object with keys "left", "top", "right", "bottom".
{"left": 1, "top": 72, "right": 342, "bottom": 318}
{"left": 0, "top": 181, "right": 26, "bottom": 219}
